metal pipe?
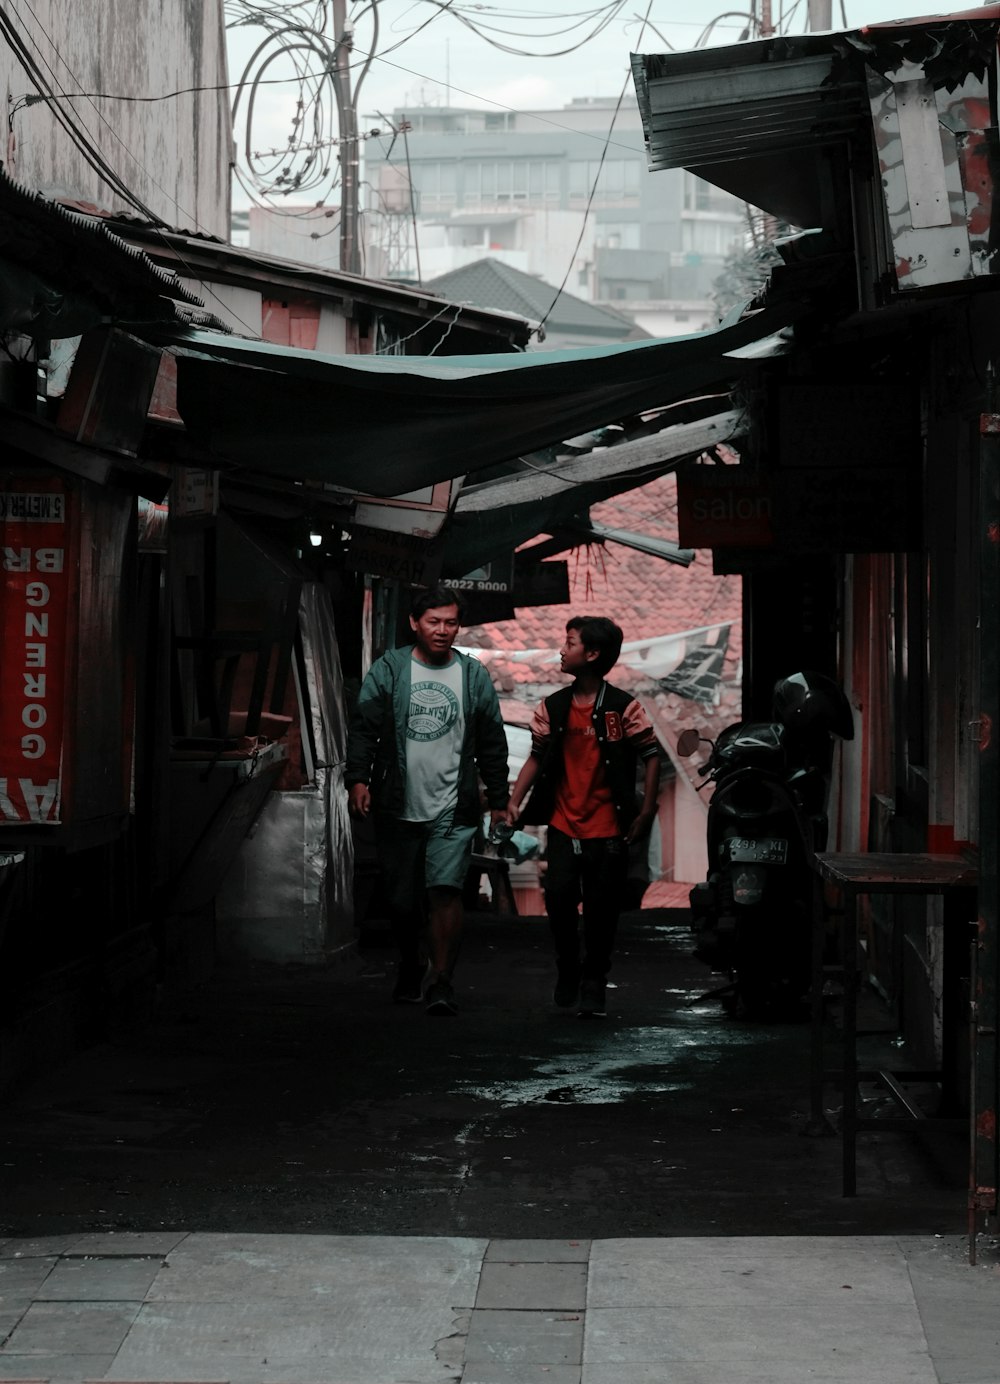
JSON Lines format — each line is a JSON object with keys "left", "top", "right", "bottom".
{"left": 807, "top": 0, "right": 833, "bottom": 30}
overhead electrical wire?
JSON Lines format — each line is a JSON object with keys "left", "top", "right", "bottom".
{"left": 224, "top": 0, "right": 649, "bottom": 212}
{"left": 2, "top": 0, "right": 265, "bottom": 335}
{"left": 535, "top": 0, "right": 654, "bottom": 335}
{"left": 407, "top": 0, "right": 629, "bottom": 57}
{"left": 11, "top": 0, "right": 204, "bottom": 230}
{"left": 0, "top": 1, "right": 165, "bottom": 223}
{"left": 4, "top": 0, "right": 830, "bottom": 299}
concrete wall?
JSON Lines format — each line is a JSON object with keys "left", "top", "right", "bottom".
{"left": 0, "top": 0, "right": 231, "bottom": 237}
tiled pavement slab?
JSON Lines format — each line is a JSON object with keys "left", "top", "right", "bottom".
{"left": 474, "top": 1261, "right": 587, "bottom": 1310}
{"left": 0, "top": 1357, "right": 119, "bottom": 1383}
{"left": 463, "top": 1306, "right": 585, "bottom": 1367}
{"left": 35, "top": 1260, "right": 163, "bottom": 1303}
{"left": 0, "top": 1233, "right": 994, "bottom": 1384}
{"left": 0, "top": 1258, "right": 59, "bottom": 1298}
{"left": 0, "top": 1300, "right": 142, "bottom": 1355}
{"left": 484, "top": 1240, "right": 591, "bottom": 1263}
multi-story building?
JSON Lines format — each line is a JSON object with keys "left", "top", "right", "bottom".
{"left": 361, "top": 96, "right": 748, "bottom": 333}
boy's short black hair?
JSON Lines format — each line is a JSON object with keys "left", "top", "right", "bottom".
{"left": 410, "top": 583, "right": 465, "bottom": 621}
{"left": 566, "top": 615, "right": 623, "bottom": 677}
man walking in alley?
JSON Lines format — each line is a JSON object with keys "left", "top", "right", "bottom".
{"left": 346, "top": 584, "right": 510, "bottom": 1015}
{"left": 506, "top": 616, "right": 660, "bottom": 1017}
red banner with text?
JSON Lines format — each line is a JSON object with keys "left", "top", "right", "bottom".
{"left": 0, "top": 478, "right": 70, "bottom": 824}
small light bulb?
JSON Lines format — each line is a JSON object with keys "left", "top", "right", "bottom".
{"left": 309, "top": 530, "right": 322, "bottom": 547}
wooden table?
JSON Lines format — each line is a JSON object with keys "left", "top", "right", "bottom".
{"left": 466, "top": 851, "right": 518, "bottom": 915}
{"left": 810, "top": 852, "right": 978, "bottom": 1197}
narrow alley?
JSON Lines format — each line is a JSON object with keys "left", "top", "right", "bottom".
{"left": 0, "top": 908, "right": 968, "bottom": 1242}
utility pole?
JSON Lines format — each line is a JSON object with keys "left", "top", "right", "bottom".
{"left": 759, "top": 0, "right": 775, "bottom": 37}
{"left": 807, "top": 0, "right": 833, "bottom": 30}
{"left": 332, "top": 0, "right": 361, "bottom": 274}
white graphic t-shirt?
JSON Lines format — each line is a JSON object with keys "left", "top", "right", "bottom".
{"left": 401, "top": 653, "right": 465, "bottom": 822}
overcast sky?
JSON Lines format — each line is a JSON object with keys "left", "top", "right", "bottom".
{"left": 345, "top": 0, "right": 934, "bottom": 115}
{"left": 226, "top": 0, "right": 955, "bottom": 207}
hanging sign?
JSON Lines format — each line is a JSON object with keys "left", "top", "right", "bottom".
{"left": 0, "top": 477, "right": 70, "bottom": 824}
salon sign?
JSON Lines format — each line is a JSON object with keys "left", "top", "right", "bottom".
{"left": 0, "top": 478, "right": 69, "bottom": 823}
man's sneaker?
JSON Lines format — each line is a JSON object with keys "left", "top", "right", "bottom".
{"left": 553, "top": 966, "right": 580, "bottom": 1008}
{"left": 425, "top": 975, "right": 458, "bottom": 1016}
{"left": 577, "top": 979, "right": 607, "bottom": 1018}
{"left": 392, "top": 962, "right": 424, "bottom": 1005}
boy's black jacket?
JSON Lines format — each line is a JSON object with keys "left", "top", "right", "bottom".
{"left": 519, "top": 681, "right": 653, "bottom": 834}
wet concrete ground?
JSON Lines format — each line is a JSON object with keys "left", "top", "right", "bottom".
{"left": 0, "top": 909, "right": 970, "bottom": 1242}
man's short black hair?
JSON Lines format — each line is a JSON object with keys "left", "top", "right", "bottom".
{"left": 566, "top": 615, "right": 623, "bottom": 677}
{"left": 410, "top": 583, "right": 465, "bottom": 621}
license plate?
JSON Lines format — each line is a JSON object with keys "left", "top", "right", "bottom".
{"left": 726, "top": 837, "right": 787, "bottom": 864}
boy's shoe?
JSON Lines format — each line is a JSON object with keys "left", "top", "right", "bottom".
{"left": 553, "top": 966, "right": 580, "bottom": 1008}
{"left": 425, "top": 975, "right": 458, "bottom": 1016}
{"left": 577, "top": 979, "right": 607, "bottom": 1019}
{"left": 392, "top": 962, "right": 425, "bottom": 1005}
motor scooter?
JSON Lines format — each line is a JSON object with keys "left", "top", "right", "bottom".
{"left": 677, "top": 671, "right": 853, "bottom": 1019}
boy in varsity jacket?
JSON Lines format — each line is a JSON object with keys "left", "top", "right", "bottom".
{"left": 506, "top": 616, "right": 660, "bottom": 1017}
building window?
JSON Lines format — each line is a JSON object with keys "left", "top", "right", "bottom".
{"left": 569, "top": 158, "right": 641, "bottom": 204}
{"left": 528, "top": 160, "right": 561, "bottom": 201}
{"left": 466, "top": 160, "right": 560, "bottom": 206}
{"left": 413, "top": 161, "right": 457, "bottom": 209}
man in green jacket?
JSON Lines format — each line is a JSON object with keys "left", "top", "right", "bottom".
{"left": 346, "top": 584, "right": 509, "bottom": 1015}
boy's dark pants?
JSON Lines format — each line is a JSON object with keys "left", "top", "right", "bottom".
{"left": 543, "top": 826, "right": 629, "bottom": 981}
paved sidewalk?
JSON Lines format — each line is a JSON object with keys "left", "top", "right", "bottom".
{"left": 0, "top": 1231, "right": 996, "bottom": 1384}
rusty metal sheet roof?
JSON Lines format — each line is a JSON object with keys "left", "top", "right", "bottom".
{"left": 0, "top": 166, "right": 204, "bottom": 338}
{"left": 107, "top": 222, "right": 533, "bottom": 351}
{"left": 631, "top": 11, "right": 1000, "bottom": 229}
{"left": 0, "top": 168, "right": 202, "bottom": 306}
{"left": 631, "top": 36, "right": 866, "bottom": 174}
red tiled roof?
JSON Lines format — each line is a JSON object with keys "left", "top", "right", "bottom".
{"left": 461, "top": 473, "right": 743, "bottom": 774}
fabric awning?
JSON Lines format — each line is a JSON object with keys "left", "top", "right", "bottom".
{"left": 150, "top": 299, "right": 801, "bottom": 497}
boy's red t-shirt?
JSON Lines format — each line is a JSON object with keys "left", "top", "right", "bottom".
{"left": 549, "top": 694, "right": 620, "bottom": 839}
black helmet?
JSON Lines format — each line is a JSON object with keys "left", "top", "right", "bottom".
{"left": 772, "top": 671, "right": 854, "bottom": 740}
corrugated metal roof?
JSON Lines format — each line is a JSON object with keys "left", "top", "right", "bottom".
{"left": 630, "top": 34, "right": 869, "bottom": 229}
{"left": 630, "top": 9, "right": 1000, "bottom": 229}
{"left": 0, "top": 168, "right": 203, "bottom": 314}
{"left": 104, "top": 223, "right": 533, "bottom": 349}
{"left": 454, "top": 411, "right": 740, "bottom": 514}
{"left": 632, "top": 35, "right": 866, "bottom": 170}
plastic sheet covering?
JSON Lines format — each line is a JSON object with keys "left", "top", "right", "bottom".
{"left": 160, "top": 298, "right": 803, "bottom": 494}
{"left": 299, "top": 581, "right": 354, "bottom": 948}
{"left": 215, "top": 582, "right": 354, "bottom": 962}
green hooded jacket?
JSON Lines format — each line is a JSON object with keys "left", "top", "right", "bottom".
{"left": 345, "top": 645, "right": 509, "bottom": 825}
